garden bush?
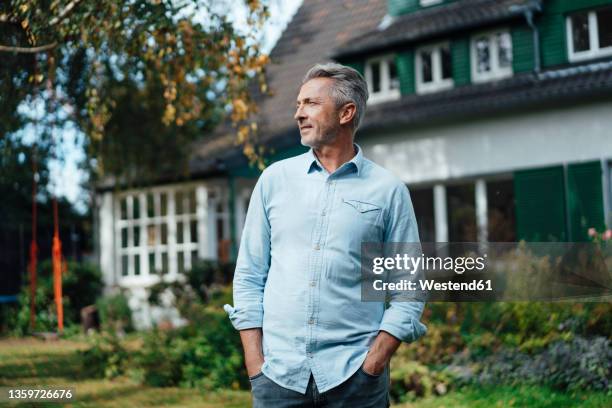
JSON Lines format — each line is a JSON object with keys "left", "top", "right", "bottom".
{"left": 96, "top": 290, "right": 134, "bottom": 333}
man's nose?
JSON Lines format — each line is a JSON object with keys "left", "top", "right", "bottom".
{"left": 294, "top": 104, "right": 305, "bottom": 121}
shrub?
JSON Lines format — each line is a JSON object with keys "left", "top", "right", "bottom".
{"left": 390, "top": 360, "right": 453, "bottom": 403}
{"left": 80, "top": 331, "right": 130, "bottom": 379}
{"left": 96, "top": 290, "right": 134, "bottom": 333}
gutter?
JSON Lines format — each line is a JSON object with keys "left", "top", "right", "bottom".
{"left": 510, "top": 0, "right": 543, "bottom": 74}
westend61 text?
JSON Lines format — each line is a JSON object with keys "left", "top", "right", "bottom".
{"left": 373, "top": 279, "right": 493, "bottom": 292}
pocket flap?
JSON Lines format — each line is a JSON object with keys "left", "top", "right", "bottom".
{"left": 343, "top": 199, "right": 381, "bottom": 213}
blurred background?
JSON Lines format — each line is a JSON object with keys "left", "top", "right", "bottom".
{"left": 1, "top": 0, "right": 611, "bottom": 406}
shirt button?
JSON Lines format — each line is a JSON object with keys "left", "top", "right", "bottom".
{"left": 308, "top": 318, "right": 315, "bottom": 325}
{"left": 314, "top": 244, "right": 320, "bottom": 250}
{"left": 310, "top": 281, "right": 316, "bottom": 287}
{"left": 321, "top": 210, "right": 326, "bottom": 216}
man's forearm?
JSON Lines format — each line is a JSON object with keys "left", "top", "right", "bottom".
{"left": 363, "top": 330, "right": 401, "bottom": 374}
{"left": 240, "top": 328, "right": 264, "bottom": 377}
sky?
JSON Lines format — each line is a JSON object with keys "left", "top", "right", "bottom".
{"left": 44, "top": 0, "right": 303, "bottom": 213}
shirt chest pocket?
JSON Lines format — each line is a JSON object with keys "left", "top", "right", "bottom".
{"left": 337, "top": 198, "right": 383, "bottom": 242}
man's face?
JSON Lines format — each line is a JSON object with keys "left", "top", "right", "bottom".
{"left": 294, "top": 77, "right": 341, "bottom": 148}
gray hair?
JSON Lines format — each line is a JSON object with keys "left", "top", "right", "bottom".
{"left": 302, "top": 62, "right": 369, "bottom": 131}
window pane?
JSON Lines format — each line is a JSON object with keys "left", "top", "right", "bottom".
{"left": 149, "top": 252, "right": 156, "bottom": 274}
{"left": 121, "top": 227, "right": 128, "bottom": 248}
{"left": 447, "top": 184, "right": 477, "bottom": 242}
{"left": 133, "top": 196, "right": 140, "bottom": 219}
{"left": 134, "top": 226, "right": 140, "bottom": 247}
{"left": 134, "top": 254, "right": 140, "bottom": 276}
{"left": 388, "top": 59, "right": 400, "bottom": 90}
{"left": 420, "top": 50, "right": 433, "bottom": 82}
{"left": 178, "top": 251, "right": 185, "bottom": 274}
{"left": 371, "top": 61, "right": 381, "bottom": 93}
{"left": 191, "top": 250, "right": 199, "bottom": 270}
{"left": 411, "top": 187, "right": 435, "bottom": 243}
{"left": 147, "top": 194, "right": 155, "bottom": 218}
{"left": 147, "top": 225, "right": 157, "bottom": 246}
{"left": 571, "top": 12, "right": 590, "bottom": 52}
{"left": 475, "top": 37, "right": 490, "bottom": 73}
{"left": 160, "top": 193, "right": 167, "bottom": 216}
{"left": 190, "top": 220, "right": 198, "bottom": 243}
{"left": 497, "top": 32, "right": 513, "bottom": 68}
{"left": 120, "top": 198, "right": 128, "bottom": 220}
{"left": 161, "top": 223, "right": 168, "bottom": 245}
{"left": 441, "top": 45, "right": 452, "bottom": 79}
{"left": 598, "top": 7, "right": 612, "bottom": 48}
{"left": 161, "top": 252, "right": 168, "bottom": 274}
{"left": 121, "top": 254, "right": 129, "bottom": 276}
{"left": 188, "top": 189, "right": 196, "bottom": 214}
{"left": 176, "top": 191, "right": 184, "bottom": 215}
{"left": 177, "top": 222, "right": 184, "bottom": 244}
{"left": 487, "top": 180, "right": 516, "bottom": 242}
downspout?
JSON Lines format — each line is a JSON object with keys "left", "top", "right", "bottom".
{"left": 511, "top": 0, "right": 542, "bottom": 74}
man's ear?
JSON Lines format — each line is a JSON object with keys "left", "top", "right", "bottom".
{"left": 339, "top": 103, "right": 356, "bottom": 126}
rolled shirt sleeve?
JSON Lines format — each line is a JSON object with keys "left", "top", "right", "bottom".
{"left": 379, "top": 183, "right": 428, "bottom": 343}
{"left": 224, "top": 172, "right": 271, "bottom": 330}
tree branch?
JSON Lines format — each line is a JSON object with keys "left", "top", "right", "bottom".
{"left": 49, "top": 0, "right": 83, "bottom": 26}
{"left": 0, "top": 42, "right": 57, "bottom": 53}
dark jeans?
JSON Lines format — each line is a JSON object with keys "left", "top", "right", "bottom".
{"left": 250, "top": 365, "right": 390, "bottom": 408}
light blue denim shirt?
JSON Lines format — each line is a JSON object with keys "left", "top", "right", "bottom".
{"left": 224, "top": 145, "right": 427, "bottom": 394}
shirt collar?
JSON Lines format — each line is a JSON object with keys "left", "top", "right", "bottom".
{"left": 305, "top": 143, "right": 364, "bottom": 176}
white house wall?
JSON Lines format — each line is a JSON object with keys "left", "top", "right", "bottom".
{"left": 362, "top": 101, "right": 612, "bottom": 185}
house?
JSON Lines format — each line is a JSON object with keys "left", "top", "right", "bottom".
{"left": 94, "top": 0, "right": 612, "bottom": 327}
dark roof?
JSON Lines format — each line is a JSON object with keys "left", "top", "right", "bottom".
{"left": 332, "top": 0, "right": 540, "bottom": 59}
{"left": 190, "top": 0, "right": 387, "bottom": 173}
{"left": 360, "top": 60, "right": 612, "bottom": 132}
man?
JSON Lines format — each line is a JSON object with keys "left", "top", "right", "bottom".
{"left": 224, "top": 63, "right": 426, "bottom": 407}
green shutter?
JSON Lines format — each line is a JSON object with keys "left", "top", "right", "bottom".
{"left": 511, "top": 25, "right": 535, "bottom": 73}
{"left": 451, "top": 37, "right": 470, "bottom": 86}
{"left": 567, "top": 161, "right": 605, "bottom": 241}
{"left": 344, "top": 61, "right": 365, "bottom": 76}
{"left": 396, "top": 51, "right": 415, "bottom": 95}
{"left": 514, "top": 166, "right": 568, "bottom": 241}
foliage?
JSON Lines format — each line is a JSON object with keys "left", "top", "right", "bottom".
{"left": 5, "top": 260, "right": 103, "bottom": 335}
{"left": 80, "top": 330, "right": 130, "bottom": 379}
{"left": 148, "top": 259, "right": 234, "bottom": 322}
{"left": 96, "top": 289, "right": 134, "bottom": 333}
{"left": 474, "top": 336, "right": 611, "bottom": 393}
{"left": 1, "top": 0, "right": 272, "bottom": 182}
{"left": 80, "top": 308, "right": 247, "bottom": 390}
{"left": 390, "top": 360, "right": 454, "bottom": 403}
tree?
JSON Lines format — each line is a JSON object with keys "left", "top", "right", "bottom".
{"left": 0, "top": 0, "right": 271, "bottom": 183}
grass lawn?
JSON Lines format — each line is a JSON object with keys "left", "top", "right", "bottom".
{"left": 1, "top": 336, "right": 609, "bottom": 407}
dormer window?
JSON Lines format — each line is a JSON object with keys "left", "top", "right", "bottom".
{"left": 415, "top": 42, "right": 453, "bottom": 94}
{"left": 471, "top": 30, "right": 513, "bottom": 83}
{"left": 365, "top": 55, "right": 400, "bottom": 104}
{"left": 567, "top": 6, "right": 612, "bottom": 62}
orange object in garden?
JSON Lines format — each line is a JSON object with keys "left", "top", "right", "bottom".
{"left": 29, "top": 151, "right": 38, "bottom": 331}
{"left": 52, "top": 198, "right": 64, "bottom": 333}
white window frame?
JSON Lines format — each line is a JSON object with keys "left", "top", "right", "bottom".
{"left": 365, "top": 55, "right": 401, "bottom": 105}
{"left": 420, "top": 0, "right": 443, "bottom": 6}
{"left": 470, "top": 29, "right": 513, "bottom": 83}
{"left": 415, "top": 42, "right": 454, "bottom": 94}
{"left": 566, "top": 7, "right": 612, "bottom": 62}
{"left": 114, "top": 183, "right": 206, "bottom": 286}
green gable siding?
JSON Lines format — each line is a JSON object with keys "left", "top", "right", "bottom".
{"left": 511, "top": 25, "right": 535, "bottom": 73}
{"left": 451, "top": 38, "right": 470, "bottom": 86}
{"left": 514, "top": 166, "right": 568, "bottom": 241}
{"left": 567, "top": 161, "right": 605, "bottom": 241}
{"left": 396, "top": 51, "right": 415, "bottom": 95}
{"left": 229, "top": 144, "right": 309, "bottom": 178}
